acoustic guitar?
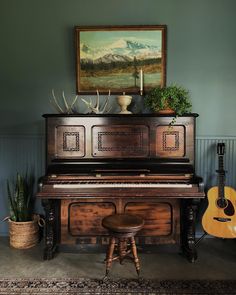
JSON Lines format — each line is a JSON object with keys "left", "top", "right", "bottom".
{"left": 202, "top": 143, "right": 236, "bottom": 238}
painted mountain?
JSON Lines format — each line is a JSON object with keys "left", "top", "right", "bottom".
{"left": 78, "top": 30, "right": 165, "bottom": 93}
{"left": 81, "top": 39, "right": 161, "bottom": 61}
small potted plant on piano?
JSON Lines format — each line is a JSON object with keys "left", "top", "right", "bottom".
{"left": 144, "top": 84, "right": 192, "bottom": 124}
{"left": 5, "top": 173, "right": 40, "bottom": 249}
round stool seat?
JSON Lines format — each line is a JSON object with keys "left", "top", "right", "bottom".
{"left": 102, "top": 213, "right": 144, "bottom": 233}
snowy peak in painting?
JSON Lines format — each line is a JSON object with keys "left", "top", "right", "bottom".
{"left": 126, "top": 40, "right": 158, "bottom": 51}
{"left": 94, "top": 53, "right": 132, "bottom": 64}
{"left": 81, "top": 39, "right": 161, "bottom": 62}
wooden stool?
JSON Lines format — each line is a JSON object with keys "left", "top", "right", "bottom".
{"left": 102, "top": 213, "right": 144, "bottom": 276}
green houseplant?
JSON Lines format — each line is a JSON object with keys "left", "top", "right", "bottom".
{"left": 7, "top": 173, "right": 39, "bottom": 249}
{"left": 144, "top": 84, "right": 192, "bottom": 116}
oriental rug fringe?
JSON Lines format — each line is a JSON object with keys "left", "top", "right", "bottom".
{"left": 0, "top": 278, "right": 236, "bottom": 295}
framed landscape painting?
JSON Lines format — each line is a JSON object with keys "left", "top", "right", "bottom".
{"left": 75, "top": 25, "right": 166, "bottom": 94}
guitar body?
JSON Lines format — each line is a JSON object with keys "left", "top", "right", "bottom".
{"left": 202, "top": 186, "right": 236, "bottom": 238}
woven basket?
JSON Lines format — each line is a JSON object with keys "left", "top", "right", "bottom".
{"left": 8, "top": 215, "right": 39, "bottom": 249}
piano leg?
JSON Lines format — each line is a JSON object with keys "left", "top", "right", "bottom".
{"left": 42, "top": 199, "right": 58, "bottom": 260}
{"left": 181, "top": 199, "right": 199, "bottom": 263}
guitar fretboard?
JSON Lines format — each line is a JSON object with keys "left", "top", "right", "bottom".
{"left": 218, "top": 154, "right": 225, "bottom": 200}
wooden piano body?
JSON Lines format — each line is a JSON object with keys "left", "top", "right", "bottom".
{"left": 37, "top": 114, "right": 205, "bottom": 262}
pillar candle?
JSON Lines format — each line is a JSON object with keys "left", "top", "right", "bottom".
{"left": 140, "top": 69, "right": 143, "bottom": 92}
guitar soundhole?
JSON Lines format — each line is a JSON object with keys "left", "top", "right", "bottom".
{"left": 224, "top": 199, "right": 235, "bottom": 216}
{"left": 216, "top": 198, "right": 235, "bottom": 216}
{"left": 216, "top": 198, "right": 228, "bottom": 209}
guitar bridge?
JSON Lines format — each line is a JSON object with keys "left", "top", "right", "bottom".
{"left": 213, "top": 217, "right": 231, "bottom": 222}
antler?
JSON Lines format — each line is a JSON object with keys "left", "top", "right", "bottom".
{"left": 81, "top": 90, "right": 111, "bottom": 114}
{"left": 50, "top": 89, "right": 78, "bottom": 114}
{"left": 50, "top": 89, "right": 64, "bottom": 113}
{"left": 100, "top": 90, "right": 111, "bottom": 113}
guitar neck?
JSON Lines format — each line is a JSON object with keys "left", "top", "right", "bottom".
{"left": 218, "top": 155, "right": 225, "bottom": 200}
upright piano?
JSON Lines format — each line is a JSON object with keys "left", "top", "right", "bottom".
{"left": 37, "top": 113, "right": 205, "bottom": 262}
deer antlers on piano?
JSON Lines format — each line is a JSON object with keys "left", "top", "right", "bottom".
{"left": 81, "top": 90, "right": 111, "bottom": 114}
{"left": 50, "top": 89, "right": 111, "bottom": 114}
{"left": 50, "top": 89, "right": 79, "bottom": 114}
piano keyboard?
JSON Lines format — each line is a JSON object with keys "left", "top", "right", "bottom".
{"left": 53, "top": 183, "right": 193, "bottom": 189}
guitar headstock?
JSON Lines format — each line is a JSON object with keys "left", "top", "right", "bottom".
{"left": 217, "top": 143, "right": 225, "bottom": 156}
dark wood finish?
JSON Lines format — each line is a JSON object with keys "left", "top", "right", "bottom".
{"left": 37, "top": 114, "right": 205, "bottom": 262}
{"left": 92, "top": 125, "right": 149, "bottom": 157}
{"left": 41, "top": 199, "right": 59, "bottom": 260}
{"left": 57, "top": 197, "right": 179, "bottom": 246}
{"left": 102, "top": 213, "right": 144, "bottom": 233}
{"left": 106, "top": 236, "right": 116, "bottom": 275}
{"left": 156, "top": 125, "right": 185, "bottom": 157}
{"left": 102, "top": 213, "right": 144, "bottom": 276}
{"left": 44, "top": 114, "right": 197, "bottom": 168}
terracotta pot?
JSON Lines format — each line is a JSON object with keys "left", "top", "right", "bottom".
{"left": 157, "top": 108, "right": 175, "bottom": 114}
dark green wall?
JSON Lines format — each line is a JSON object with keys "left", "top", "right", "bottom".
{"left": 1, "top": 0, "right": 236, "bottom": 136}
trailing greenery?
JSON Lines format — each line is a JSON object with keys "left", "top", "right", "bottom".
{"left": 144, "top": 84, "right": 192, "bottom": 116}
{"left": 7, "top": 173, "right": 35, "bottom": 222}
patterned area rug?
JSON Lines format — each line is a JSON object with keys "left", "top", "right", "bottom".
{"left": 0, "top": 278, "right": 236, "bottom": 295}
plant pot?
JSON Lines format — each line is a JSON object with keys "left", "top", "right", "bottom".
{"left": 157, "top": 108, "right": 175, "bottom": 115}
{"left": 8, "top": 215, "right": 39, "bottom": 249}
{"left": 155, "top": 101, "right": 175, "bottom": 115}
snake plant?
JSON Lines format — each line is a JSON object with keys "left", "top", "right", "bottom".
{"left": 7, "top": 173, "right": 35, "bottom": 222}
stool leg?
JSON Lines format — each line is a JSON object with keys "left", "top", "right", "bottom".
{"left": 105, "top": 236, "right": 116, "bottom": 276}
{"left": 118, "top": 238, "right": 127, "bottom": 265}
{"left": 130, "top": 236, "right": 141, "bottom": 276}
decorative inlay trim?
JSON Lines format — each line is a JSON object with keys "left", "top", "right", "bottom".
{"left": 97, "top": 131, "right": 143, "bottom": 151}
{"left": 162, "top": 131, "right": 179, "bottom": 151}
{"left": 63, "top": 132, "right": 80, "bottom": 151}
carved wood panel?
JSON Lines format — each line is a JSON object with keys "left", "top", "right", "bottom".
{"left": 60, "top": 200, "right": 116, "bottom": 244}
{"left": 60, "top": 198, "right": 180, "bottom": 245}
{"left": 156, "top": 125, "right": 185, "bottom": 157}
{"left": 56, "top": 125, "right": 85, "bottom": 158}
{"left": 92, "top": 125, "right": 149, "bottom": 157}
{"left": 124, "top": 202, "right": 172, "bottom": 236}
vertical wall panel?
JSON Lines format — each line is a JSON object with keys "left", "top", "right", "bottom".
{"left": 196, "top": 137, "right": 236, "bottom": 190}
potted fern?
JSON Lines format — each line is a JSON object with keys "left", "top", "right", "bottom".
{"left": 7, "top": 173, "right": 39, "bottom": 249}
{"left": 144, "top": 84, "right": 192, "bottom": 116}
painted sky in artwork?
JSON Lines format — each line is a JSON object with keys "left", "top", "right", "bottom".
{"left": 80, "top": 30, "right": 162, "bottom": 61}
